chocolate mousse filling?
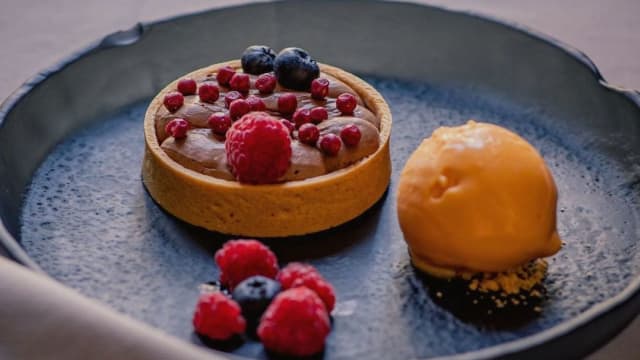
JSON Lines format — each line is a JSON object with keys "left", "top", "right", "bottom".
{"left": 156, "top": 70, "right": 381, "bottom": 182}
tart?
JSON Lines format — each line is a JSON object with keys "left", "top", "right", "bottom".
{"left": 397, "top": 121, "right": 561, "bottom": 295}
{"left": 142, "top": 47, "right": 391, "bottom": 237}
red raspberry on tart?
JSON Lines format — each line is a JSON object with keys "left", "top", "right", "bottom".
{"left": 225, "top": 112, "right": 292, "bottom": 184}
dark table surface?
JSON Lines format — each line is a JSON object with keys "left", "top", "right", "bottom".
{"left": 1, "top": 0, "right": 638, "bottom": 358}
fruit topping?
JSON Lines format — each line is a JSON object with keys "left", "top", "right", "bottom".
{"left": 229, "top": 73, "right": 250, "bottom": 93}
{"left": 319, "top": 133, "right": 341, "bottom": 156}
{"left": 292, "top": 108, "right": 311, "bottom": 128}
{"left": 255, "top": 73, "right": 277, "bottom": 94}
{"left": 225, "top": 112, "right": 292, "bottom": 184}
{"left": 277, "top": 262, "right": 336, "bottom": 311}
{"left": 224, "top": 91, "right": 243, "bottom": 108}
{"left": 336, "top": 93, "right": 357, "bottom": 115}
{"left": 163, "top": 91, "right": 184, "bottom": 113}
{"left": 208, "top": 112, "right": 232, "bottom": 135}
{"left": 277, "top": 93, "right": 298, "bottom": 115}
{"left": 245, "top": 95, "right": 266, "bottom": 112}
{"left": 193, "top": 292, "right": 246, "bottom": 341}
{"left": 281, "top": 119, "right": 295, "bottom": 135}
{"left": 177, "top": 78, "right": 197, "bottom": 95}
{"left": 216, "top": 65, "right": 236, "bottom": 86}
{"left": 229, "top": 99, "right": 251, "bottom": 120}
{"left": 214, "top": 239, "right": 279, "bottom": 290}
{"left": 340, "top": 124, "right": 362, "bottom": 147}
{"left": 257, "top": 287, "right": 330, "bottom": 357}
{"left": 232, "top": 275, "right": 281, "bottom": 335}
{"left": 273, "top": 47, "right": 320, "bottom": 91}
{"left": 198, "top": 82, "right": 220, "bottom": 103}
{"left": 241, "top": 45, "right": 277, "bottom": 75}
{"left": 297, "top": 123, "right": 320, "bottom": 146}
{"left": 311, "top": 78, "right": 330, "bottom": 100}
{"left": 165, "top": 118, "right": 189, "bottom": 138}
{"left": 310, "top": 106, "right": 329, "bottom": 124}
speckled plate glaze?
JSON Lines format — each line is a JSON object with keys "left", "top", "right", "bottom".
{"left": 1, "top": 1, "right": 640, "bottom": 359}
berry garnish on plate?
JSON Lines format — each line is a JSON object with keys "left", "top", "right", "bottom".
{"left": 241, "top": 45, "right": 277, "bottom": 75}
{"left": 225, "top": 112, "right": 292, "bottom": 184}
{"left": 229, "top": 73, "right": 250, "bottom": 94}
{"left": 292, "top": 108, "right": 311, "bottom": 128}
{"left": 216, "top": 65, "right": 236, "bottom": 86}
{"left": 258, "top": 287, "right": 331, "bottom": 357}
{"left": 163, "top": 91, "right": 184, "bottom": 113}
{"left": 319, "top": 133, "right": 342, "bottom": 156}
{"left": 165, "top": 118, "right": 189, "bottom": 138}
{"left": 310, "top": 106, "right": 329, "bottom": 124}
{"left": 208, "top": 112, "right": 232, "bottom": 135}
{"left": 198, "top": 82, "right": 220, "bottom": 103}
{"left": 245, "top": 95, "right": 266, "bottom": 112}
{"left": 177, "top": 78, "right": 197, "bottom": 95}
{"left": 278, "top": 262, "right": 336, "bottom": 311}
{"left": 232, "top": 275, "right": 281, "bottom": 335}
{"left": 193, "top": 292, "right": 246, "bottom": 341}
{"left": 214, "top": 239, "right": 279, "bottom": 289}
{"left": 336, "top": 92, "right": 357, "bottom": 115}
{"left": 224, "top": 91, "right": 243, "bottom": 108}
{"left": 311, "top": 78, "right": 330, "bottom": 99}
{"left": 277, "top": 93, "right": 298, "bottom": 115}
{"left": 255, "top": 73, "right": 277, "bottom": 94}
{"left": 298, "top": 123, "right": 320, "bottom": 146}
{"left": 274, "top": 47, "right": 320, "bottom": 90}
{"left": 229, "top": 99, "right": 251, "bottom": 120}
{"left": 340, "top": 124, "right": 362, "bottom": 147}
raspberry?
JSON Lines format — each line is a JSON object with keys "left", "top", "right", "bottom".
{"left": 229, "top": 99, "right": 251, "bottom": 120}
{"left": 311, "top": 78, "right": 330, "bottom": 100}
{"left": 258, "top": 288, "right": 330, "bottom": 357}
{"left": 297, "top": 123, "right": 319, "bottom": 145}
{"left": 216, "top": 65, "right": 236, "bottom": 86}
{"left": 336, "top": 92, "right": 357, "bottom": 115}
{"left": 177, "top": 78, "right": 197, "bottom": 95}
{"left": 319, "top": 133, "right": 341, "bottom": 156}
{"left": 277, "top": 93, "right": 297, "bottom": 115}
{"left": 198, "top": 82, "right": 220, "bottom": 103}
{"left": 277, "top": 262, "right": 320, "bottom": 288}
{"left": 277, "top": 262, "right": 336, "bottom": 311}
{"left": 208, "top": 112, "right": 232, "bottom": 135}
{"left": 225, "top": 112, "right": 292, "bottom": 184}
{"left": 245, "top": 95, "right": 266, "bottom": 111}
{"left": 214, "top": 239, "right": 279, "bottom": 290}
{"left": 165, "top": 118, "right": 189, "bottom": 138}
{"left": 310, "top": 106, "right": 329, "bottom": 124}
{"left": 292, "top": 108, "right": 311, "bottom": 128}
{"left": 163, "top": 91, "right": 184, "bottom": 112}
{"left": 224, "top": 91, "right": 243, "bottom": 108}
{"left": 340, "top": 124, "right": 362, "bottom": 146}
{"left": 255, "top": 73, "right": 277, "bottom": 94}
{"left": 193, "top": 292, "right": 246, "bottom": 341}
{"left": 229, "top": 73, "right": 250, "bottom": 93}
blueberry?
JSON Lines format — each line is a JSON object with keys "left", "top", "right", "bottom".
{"left": 274, "top": 47, "right": 320, "bottom": 91}
{"left": 241, "top": 45, "right": 277, "bottom": 75}
{"left": 232, "top": 275, "right": 281, "bottom": 334}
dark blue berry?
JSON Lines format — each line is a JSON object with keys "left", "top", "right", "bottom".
{"left": 232, "top": 275, "right": 281, "bottom": 335}
{"left": 241, "top": 45, "right": 276, "bottom": 75}
{"left": 273, "top": 47, "right": 320, "bottom": 91}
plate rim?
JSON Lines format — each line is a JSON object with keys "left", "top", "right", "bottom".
{"left": 1, "top": 1, "right": 639, "bottom": 359}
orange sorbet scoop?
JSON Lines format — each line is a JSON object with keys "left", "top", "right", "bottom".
{"left": 397, "top": 121, "right": 561, "bottom": 275}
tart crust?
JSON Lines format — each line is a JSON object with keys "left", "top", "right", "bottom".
{"left": 142, "top": 61, "right": 392, "bottom": 237}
